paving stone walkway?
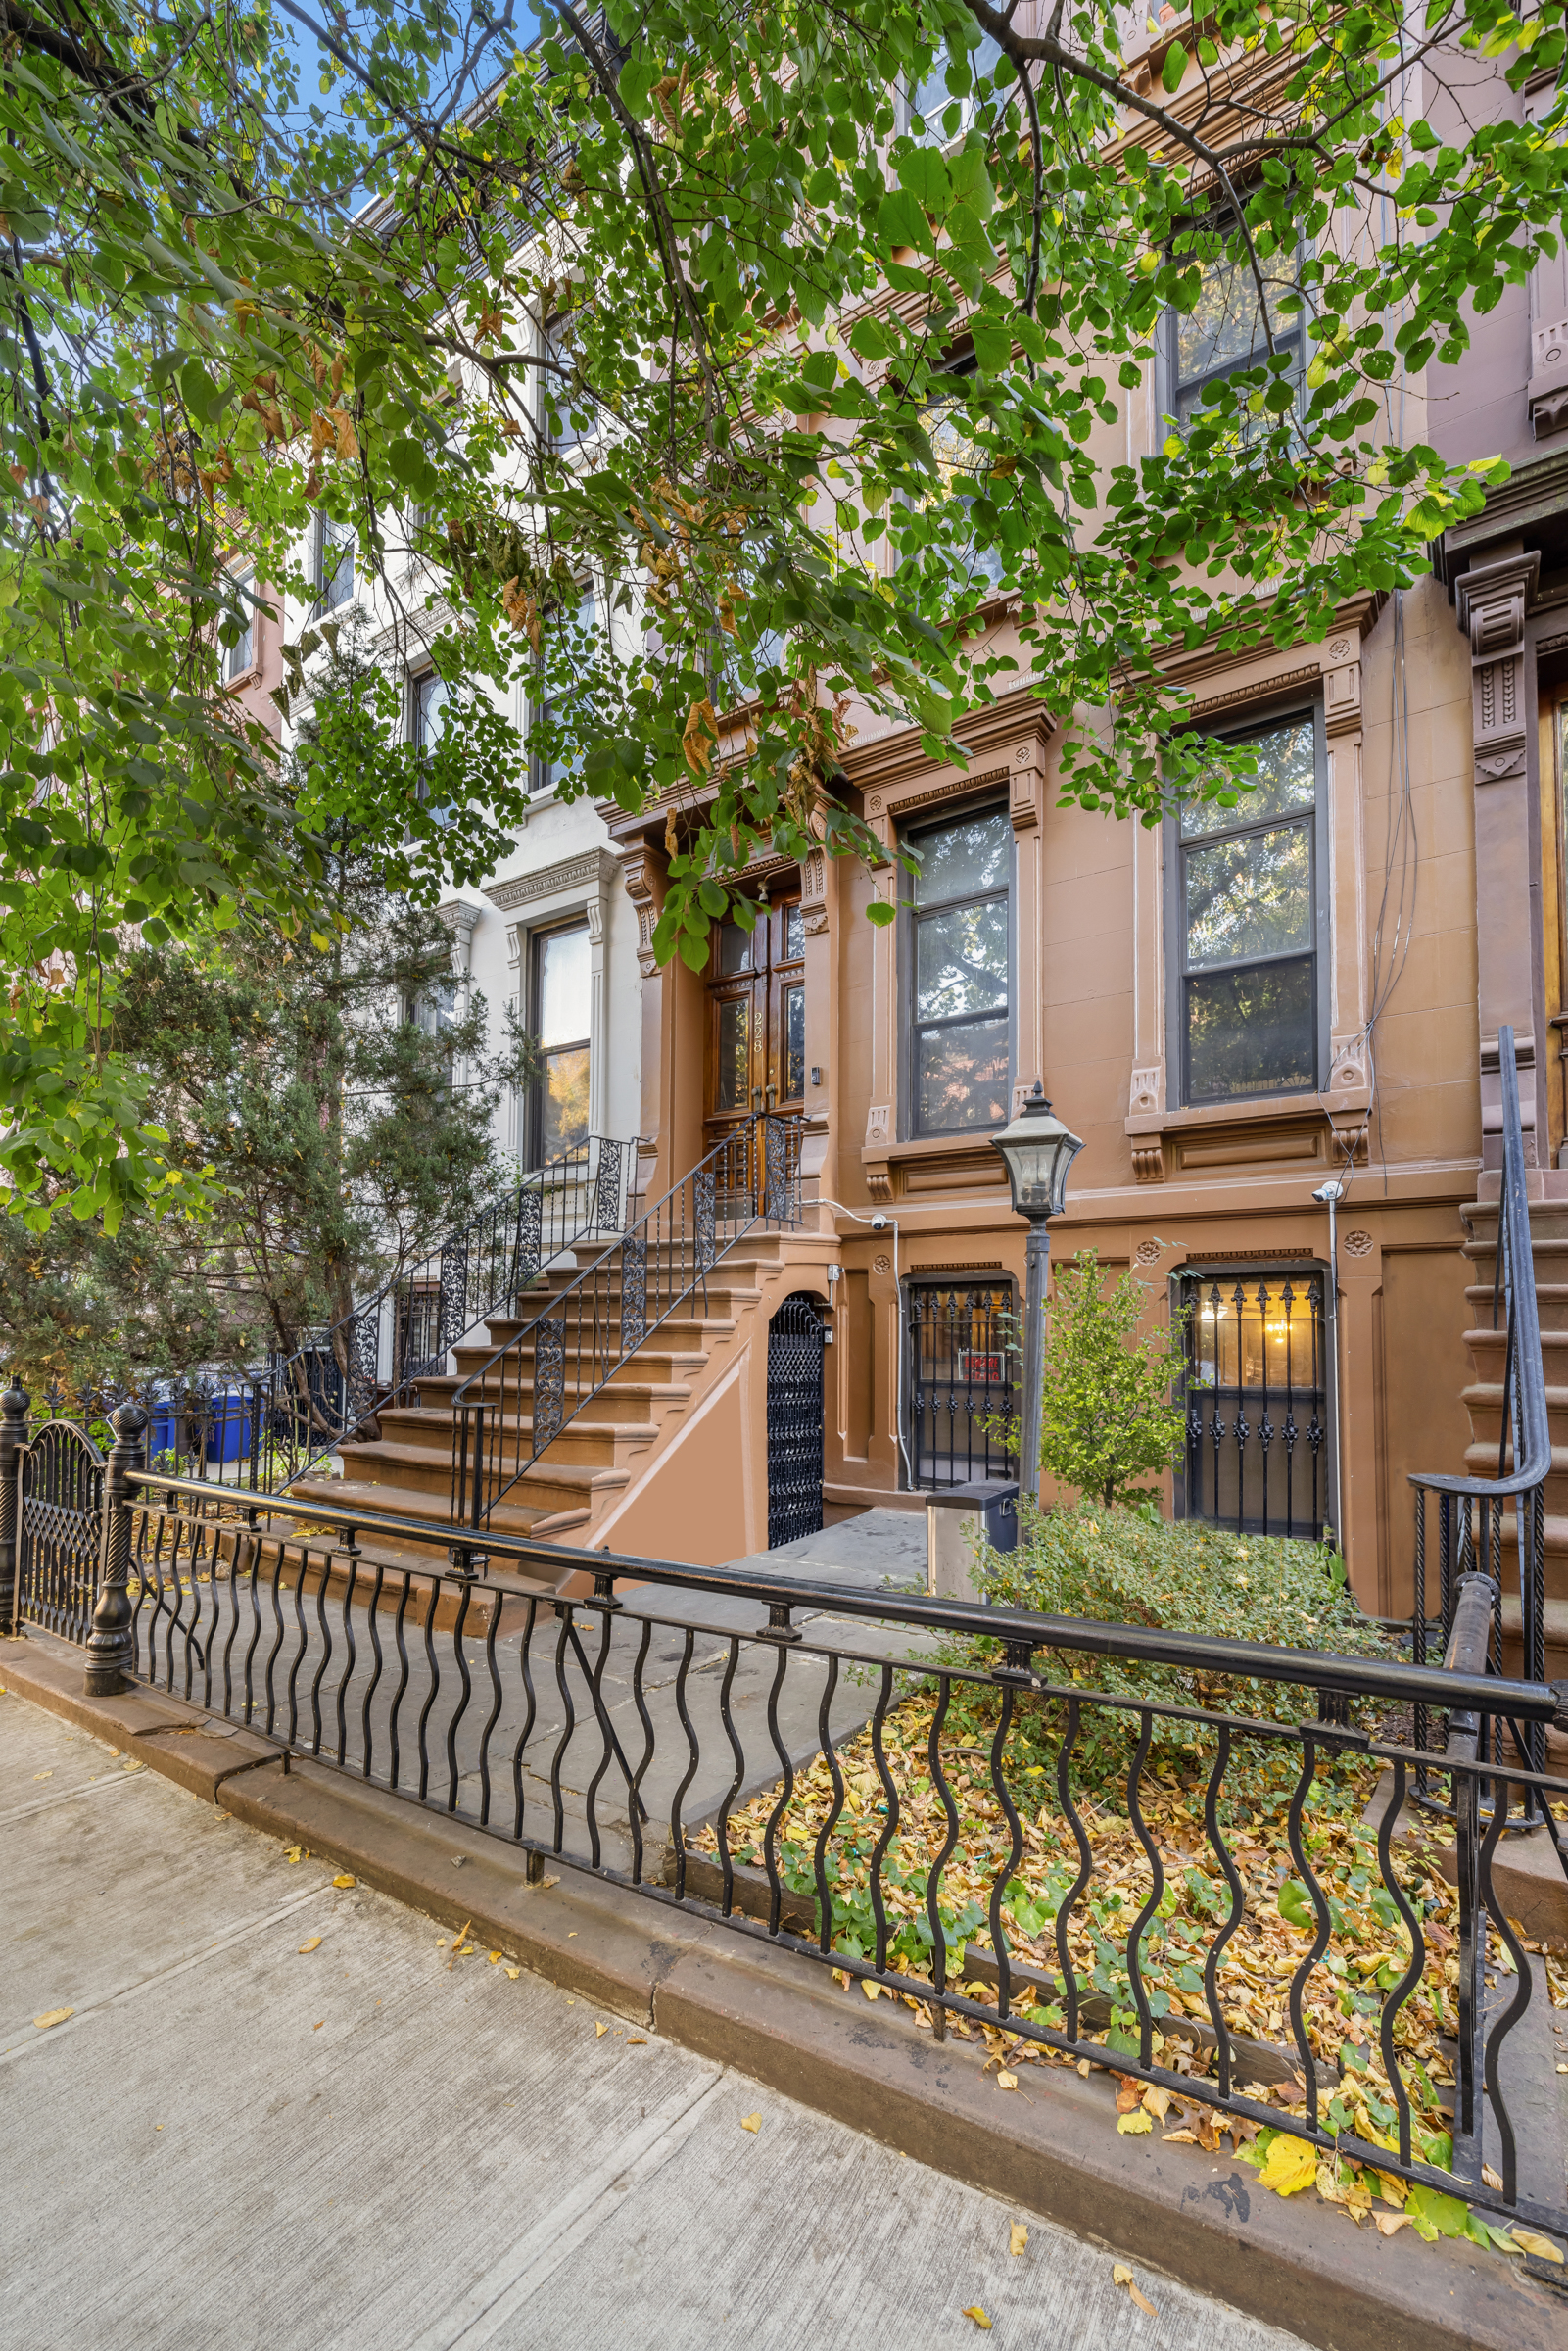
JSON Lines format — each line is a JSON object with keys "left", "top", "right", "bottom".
{"left": 0, "top": 1680, "right": 1313, "bottom": 2351}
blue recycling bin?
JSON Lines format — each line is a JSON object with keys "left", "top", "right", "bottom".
{"left": 149, "top": 1384, "right": 181, "bottom": 1461}
{"left": 209, "top": 1385, "right": 255, "bottom": 1464}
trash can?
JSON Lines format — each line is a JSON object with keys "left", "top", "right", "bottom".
{"left": 209, "top": 1385, "right": 254, "bottom": 1465}
{"left": 149, "top": 1383, "right": 181, "bottom": 1463}
{"left": 925, "top": 1479, "right": 1019, "bottom": 1601}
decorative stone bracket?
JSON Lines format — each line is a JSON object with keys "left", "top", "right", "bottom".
{"left": 1456, "top": 550, "right": 1541, "bottom": 789}
{"left": 1530, "top": 317, "right": 1568, "bottom": 441}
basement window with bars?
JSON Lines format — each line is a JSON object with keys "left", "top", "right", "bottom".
{"left": 1177, "top": 1269, "right": 1330, "bottom": 1541}
{"left": 906, "top": 1277, "right": 1019, "bottom": 1489}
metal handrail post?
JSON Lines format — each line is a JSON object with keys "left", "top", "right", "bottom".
{"left": 84, "top": 1403, "right": 148, "bottom": 1697}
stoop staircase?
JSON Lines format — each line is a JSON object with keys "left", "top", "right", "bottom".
{"left": 287, "top": 1118, "right": 835, "bottom": 1585}
{"left": 1459, "top": 1193, "right": 1568, "bottom": 1684}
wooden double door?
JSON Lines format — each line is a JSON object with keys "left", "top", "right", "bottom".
{"left": 705, "top": 895, "right": 806, "bottom": 1155}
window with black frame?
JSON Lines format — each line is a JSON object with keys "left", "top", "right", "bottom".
{"left": 908, "top": 804, "right": 1011, "bottom": 1134}
{"left": 1164, "top": 215, "right": 1306, "bottom": 436}
{"left": 1170, "top": 711, "right": 1325, "bottom": 1105}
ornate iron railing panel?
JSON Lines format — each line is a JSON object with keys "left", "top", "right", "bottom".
{"left": 110, "top": 1466, "right": 1568, "bottom": 2252}
{"left": 448, "top": 1113, "right": 803, "bottom": 1533}
{"left": 907, "top": 1279, "right": 1019, "bottom": 1490}
{"left": 1180, "top": 1271, "right": 1327, "bottom": 1540}
{"left": 17, "top": 1419, "right": 105, "bottom": 1643}
{"left": 1409, "top": 1028, "right": 1552, "bottom": 1809}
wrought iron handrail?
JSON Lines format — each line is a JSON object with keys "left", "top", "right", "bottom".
{"left": 26, "top": 1135, "right": 629, "bottom": 1498}
{"left": 76, "top": 1446, "right": 1568, "bottom": 2245}
{"left": 1409, "top": 1025, "right": 1551, "bottom": 1795}
{"left": 447, "top": 1111, "right": 804, "bottom": 1535}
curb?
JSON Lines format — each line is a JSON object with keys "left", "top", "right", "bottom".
{"left": 3, "top": 1632, "right": 1563, "bottom": 2351}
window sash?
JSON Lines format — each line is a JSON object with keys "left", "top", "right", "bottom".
{"left": 904, "top": 804, "right": 1012, "bottom": 1137}
{"left": 1163, "top": 704, "right": 1328, "bottom": 1110}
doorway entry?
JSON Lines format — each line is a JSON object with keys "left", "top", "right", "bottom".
{"left": 705, "top": 895, "right": 806, "bottom": 1156}
{"left": 767, "top": 1291, "right": 826, "bottom": 1547}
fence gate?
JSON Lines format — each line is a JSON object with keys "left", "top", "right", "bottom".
{"left": 1180, "top": 1270, "right": 1328, "bottom": 1540}
{"left": 17, "top": 1419, "right": 106, "bottom": 1643}
{"left": 767, "top": 1292, "right": 826, "bottom": 1548}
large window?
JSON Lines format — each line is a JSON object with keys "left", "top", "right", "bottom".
{"left": 1163, "top": 216, "right": 1306, "bottom": 435}
{"left": 542, "top": 312, "right": 591, "bottom": 450}
{"left": 314, "top": 512, "right": 355, "bottom": 612}
{"left": 528, "top": 919, "right": 592, "bottom": 1164}
{"left": 223, "top": 571, "right": 254, "bottom": 683}
{"left": 921, "top": 352, "right": 1007, "bottom": 598}
{"left": 903, "top": 30, "right": 1003, "bottom": 142}
{"left": 908, "top": 804, "right": 1011, "bottom": 1134}
{"left": 532, "top": 582, "right": 598, "bottom": 798}
{"left": 1167, "top": 710, "right": 1327, "bottom": 1106}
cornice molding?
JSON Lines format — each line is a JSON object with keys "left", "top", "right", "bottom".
{"left": 482, "top": 845, "right": 620, "bottom": 914}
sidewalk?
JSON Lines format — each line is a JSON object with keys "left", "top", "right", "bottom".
{"left": 0, "top": 1682, "right": 1309, "bottom": 2351}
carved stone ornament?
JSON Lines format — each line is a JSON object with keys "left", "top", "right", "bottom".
{"left": 1342, "top": 1229, "right": 1374, "bottom": 1259}
{"left": 1456, "top": 551, "right": 1540, "bottom": 788}
{"left": 1134, "top": 1238, "right": 1164, "bottom": 1267}
{"left": 800, "top": 845, "right": 829, "bottom": 936}
{"left": 1128, "top": 1065, "right": 1162, "bottom": 1118}
{"left": 1131, "top": 1141, "right": 1164, "bottom": 1184}
{"left": 872, "top": 1251, "right": 892, "bottom": 1275}
{"left": 864, "top": 1103, "right": 891, "bottom": 1147}
{"left": 620, "top": 851, "right": 662, "bottom": 980}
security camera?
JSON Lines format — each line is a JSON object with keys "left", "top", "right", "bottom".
{"left": 1311, "top": 1180, "right": 1344, "bottom": 1205}
{"left": 870, "top": 1213, "right": 888, "bottom": 1230}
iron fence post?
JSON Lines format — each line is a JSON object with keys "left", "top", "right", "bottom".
{"left": 84, "top": 1403, "right": 147, "bottom": 1697}
{"left": 0, "top": 1384, "right": 29, "bottom": 1634}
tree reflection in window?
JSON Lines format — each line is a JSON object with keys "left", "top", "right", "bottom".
{"left": 909, "top": 806, "right": 1011, "bottom": 1134}
{"left": 1178, "top": 715, "right": 1319, "bottom": 1103}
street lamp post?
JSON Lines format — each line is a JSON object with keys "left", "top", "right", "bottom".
{"left": 991, "top": 1083, "right": 1084, "bottom": 1506}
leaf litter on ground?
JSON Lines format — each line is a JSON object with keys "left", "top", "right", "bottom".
{"left": 691, "top": 1680, "right": 1568, "bottom": 2272}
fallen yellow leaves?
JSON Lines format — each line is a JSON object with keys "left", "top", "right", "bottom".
{"left": 1257, "top": 2135, "right": 1318, "bottom": 2197}
{"left": 32, "top": 1769, "right": 52, "bottom": 1781}
{"left": 298, "top": 1936, "right": 321, "bottom": 1954}
{"left": 331, "top": 1874, "right": 355, "bottom": 1890}
{"left": 505, "top": 1966, "right": 521, "bottom": 1981}
{"left": 628, "top": 2036, "right": 647, "bottom": 2045}
{"left": 740, "top": 2112, "right": 761, "bottom": 2134}
{"left": 996, "top": 2069, "right": 1019, "bottom": 2091}
{"left": 1113, "top": 2264, "right": 1157, "bottom": 2317}
{"left": 961, "top": 2308, "right": 992, "bottom": 2330}
{"left": 596, "top": 2022, "right": 608, "bottom": 2037}
{"left": 1117, "top": 2110, "right": 1153, "bottom": 2135}
{"left": 285, "top": 1846, "right": 304, "bottom": 1864}
{"left": 1511, "top": 2228, "right": 1565, "bottom": 2264}
{"left": 1009, "top": 2222, "right": 1029, "bottom": 2257}
{"left": 32, "top": 2008, "right": 72, "bottom": 2031}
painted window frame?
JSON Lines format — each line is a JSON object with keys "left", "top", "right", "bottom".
{"left": 899, "top": 792, "right": 1015, "bottom": 1140}
{"left": 1162, "top": 696, "right": 1331, "bottom": 1111}
{"left": 524, "top": 914, "right": 594, "bottom": 1168}
{"left": 1153, "top": 211, "right": 1309, "bottom": 442}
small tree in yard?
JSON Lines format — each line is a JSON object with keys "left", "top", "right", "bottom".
{"left": 1039, "top": 1251, "right": 1188, "bottom": 1511}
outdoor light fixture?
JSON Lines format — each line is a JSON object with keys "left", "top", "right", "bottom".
{"left": 992, "top": 1083, "right": 1084, "bottom": 1506}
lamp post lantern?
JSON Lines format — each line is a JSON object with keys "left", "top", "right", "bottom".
{"left": 992, "top": 1083, "right": 1084, "bottom": 1505}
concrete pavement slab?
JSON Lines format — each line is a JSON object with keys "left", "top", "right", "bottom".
{"left": 0, "top": 1688, "right": 1313, "bottom": 2351}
